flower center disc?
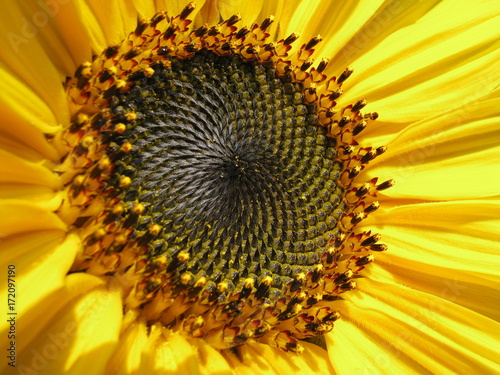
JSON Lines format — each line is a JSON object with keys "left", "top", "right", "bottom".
{"left": 110, "top": 50, "right": 342, "bottom": 297}
{"left": 55, "top": 4, "right": 393, "bottom": 352}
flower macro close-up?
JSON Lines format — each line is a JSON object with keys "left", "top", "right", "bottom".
{"left": 1, "top": 0, "right": 499, "bottom": 374}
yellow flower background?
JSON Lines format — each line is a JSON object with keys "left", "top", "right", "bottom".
{"left": 0, "top": 0, "right": 499, "bottom": 374}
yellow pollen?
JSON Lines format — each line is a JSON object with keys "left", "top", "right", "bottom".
{"left": 120, "top": 142, "right": 133, "bottom": 153}
{"left": 125, "top": 112, "right": 137, "bottom": 121}
{"left": 119, "top": 176, "right": 132, "bottom": 188}
{"left": 194, "top": 277, "right": 207, "bottom": 288}
{"left": 115, "top": 79, "right": 127, "bottom": 89}
{"left": 114, "top": 123, "right": 127, "bottom": 133}
{"left": 131, "top": 203, "right": 145, "bottom": 215}
{"left": 148, "top": 224, "right": 162, "bottom": 236}
{"left": 177, "top": 251, "right": 190, "bottom": 262}
{"left": 73, "top": 175, "right": 85, "bottom": 186}
{"left": 181, "top": 273, "right": 192, "bottom": 285}
{"left": 260, "top": 276, "right": 272, "bottom": 286}
{"left": 243, "top": 278, "right": 255, "bottom": 289}
{"left": 217, "top": 282, "right": 229, "bottom": 293}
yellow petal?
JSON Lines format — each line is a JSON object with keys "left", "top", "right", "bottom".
{"left": 72, "top": 0, "right": 107, "bottom": 53}
{"left": 222, "top": 343, "right": 274, "bottom": 374}
{"left": 0, "top": 66, "right": 62, "bottom": 160}
{"left": 105, "top": 310, "right": 149, "bottom": 374}
{"left": 45, "top": 0, "right": 94, "bottom": 69}
{"left": 0, "top": 194, "right": 61, "bottom": 213}
{"left": 0, "top": 149, "right": 60, "bottom": 187}
{"left": 280, "top": 0, "right": 326, "bottom": 46}
{"left": 361, "top": 199, "right": 500, "bottom": 320}
{"left": 223, "top": 340, "right": 335, "bottom": 374}
{"left": 131, "top": 0, "right": 156, "bottom": 18}
{"left": 341, "top": 2, "right": 500, "bottom": 123}
{"left": 199, "top": 0, "right": 260, "bottom": 27}
{"left": 328, "top": 0, "right": 443, "bottom": 69}
{"left": 292, "top": 0, "right": 386, "bottom": 63}
{"left": 0, "top": 9, "right": 69, "bottom": 126}
{"left": 106, "top": 312, "right": 238, "bottom": 374}
{"left": 11, "top": 0, "right": 92, "bottom": 76}
{"left": 0, "top": 132, "right": 56, "bottom": 165}
{"left": 217, "top": 0, "right": 264, "bottom": 27}
{"left": 362, "top": 200, "right": 500, "bottom": 281}
{"left": 369, "top": 261, "right": 500, "bottom": 323}
{"left": 366, "top": 97, "right": 500, "bottom": 200}
{"left": 333, "top": 277, "right": 500, "bottom": 374}
{"left": 193, "top": 338, "right": 235, "bottom": 375}
{"left": 197, "top": 0, "right": 221, "bottom": 26}
{"left": 107, "top": 320, "right": 211, "bottom": 374}
{"left": 328, "top": 319, "right": 427, "bottom": 374}
{"left": 79, "top": 0, "right": 138, "bottom": 47}
{"left": 13, "top": 273, "right": 122, "bottom": 375}
{"left": 150, "top": 330, "right": 204, "bottom": 374}
{"left": 0, "top": 232, "right": 80, "bottom": 374}
{"left": 0, "top": 231, "right": 76, "bottom": 314}
{"left": 0, "top": 201, "right": 66, "bottom": 237}
{"left": 0, "top": 185, "right": 59, "bottom": 203}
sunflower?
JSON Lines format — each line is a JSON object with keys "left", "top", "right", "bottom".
{"left": 1, "top": 0, "right": 499, "bottom": 374}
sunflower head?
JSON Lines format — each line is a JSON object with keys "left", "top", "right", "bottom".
{"left": 50, "top": 3, "right": 394, "bottom": 353}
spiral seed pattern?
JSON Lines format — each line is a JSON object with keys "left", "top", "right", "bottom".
{"left": 108, "top": 51, "right": 345, "bottom": 295}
